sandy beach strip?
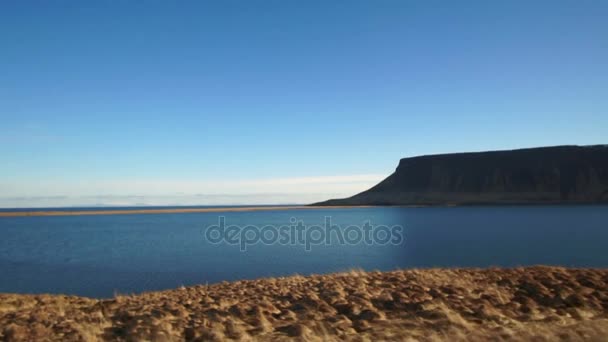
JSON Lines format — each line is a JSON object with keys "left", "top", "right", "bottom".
{"left": 0, "top": 205, "right": 372, "bottom": 217}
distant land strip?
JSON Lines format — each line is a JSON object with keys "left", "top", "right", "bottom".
{"left": 0, "top": 205, "right": 372, "bottom": 217}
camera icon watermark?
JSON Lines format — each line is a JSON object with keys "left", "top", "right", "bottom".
{"left": 203, "top": 216, "right": 404, "bottom": 251}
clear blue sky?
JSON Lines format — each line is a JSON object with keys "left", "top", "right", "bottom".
{"left": 1, "top": 1, "right": 607, "bottom": 207}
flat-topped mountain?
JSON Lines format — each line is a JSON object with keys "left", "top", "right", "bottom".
{"left": 314, "top": 145, "right": 608, "bottom": 206}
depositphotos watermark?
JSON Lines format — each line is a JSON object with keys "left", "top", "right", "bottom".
{"left": 203, "top": 216, "right": 404, "bottom": 251}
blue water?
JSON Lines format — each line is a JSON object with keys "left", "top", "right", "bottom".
{"left": 1, "top": 206, "right": 607, "bottom": 298}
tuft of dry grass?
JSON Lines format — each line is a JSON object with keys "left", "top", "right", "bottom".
{"left": 1, "top": 266, "right": 608, "bottom": 341}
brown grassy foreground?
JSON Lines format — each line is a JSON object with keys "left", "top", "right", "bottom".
{"left": 1, "top": 267, "right": 608, "bottom": 341}
{"left": 0, "top": 206, "right": 370, "bottom": 217}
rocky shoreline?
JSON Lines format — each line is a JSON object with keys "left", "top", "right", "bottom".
{"left": 1, "top": 266, "right": 608, "bottom": 341}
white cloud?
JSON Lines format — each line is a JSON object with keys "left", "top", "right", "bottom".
{"left": 0, "top": 174, "right": 385, "bottom": 207}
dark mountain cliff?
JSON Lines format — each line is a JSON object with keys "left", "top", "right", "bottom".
{"left": 314, "top": 145, "right": 608, "bottom": 206}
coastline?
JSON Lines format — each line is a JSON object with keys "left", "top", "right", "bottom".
{"left": 4, "top": 203, "right": 607, "bottom": 218}
{"left": 0, "top": 205, "right": 373, "bottom": 218}
{"left": 1, "top": 266, "right": 607, "bottom": 341}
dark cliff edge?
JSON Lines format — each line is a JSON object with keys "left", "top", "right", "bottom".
{"left": 313, "top": 145, "right": 608, "bottom": 206}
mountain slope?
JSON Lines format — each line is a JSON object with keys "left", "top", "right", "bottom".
{"left": 314, "top": 145, "right": 608, "bottom": 206}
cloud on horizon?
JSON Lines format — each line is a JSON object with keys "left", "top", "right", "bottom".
{"left": 0, "top": 174, "right": 385, "bottom": 208}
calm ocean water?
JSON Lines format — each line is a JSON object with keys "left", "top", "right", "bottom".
{"left": 1, "top": 206, "right": 607, "bottom": 298}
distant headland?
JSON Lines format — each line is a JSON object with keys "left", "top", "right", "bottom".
{"left": 314, "top": 145, "right": 608, "bottom": 206}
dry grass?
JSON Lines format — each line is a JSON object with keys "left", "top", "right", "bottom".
{"left": 1, "top": 266, "right": 608, "bottom": 341}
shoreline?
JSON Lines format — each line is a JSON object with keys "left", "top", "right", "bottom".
{"left": 0, "top": 205, "right": 373, "bottom": 218}
{"left": 3, "top": 203, "right": 608, "bottom": 217}
{"left": 1, "top": 266, "right": 607, "bottom": 341}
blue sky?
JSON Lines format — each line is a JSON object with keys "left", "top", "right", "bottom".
{"left": 1, "top": 1, "right": 607, "bottom": 207}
